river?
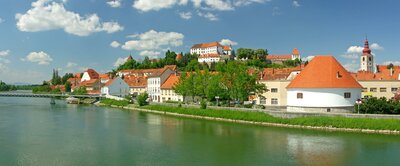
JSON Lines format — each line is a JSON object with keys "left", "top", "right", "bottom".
{"left": 0, "top": 97, "right": 399, "bottom": 166}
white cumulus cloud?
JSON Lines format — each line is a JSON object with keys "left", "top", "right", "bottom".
{"left": 179, "top": 12, "right": 192, "bottom": 20}
{"left": 0, "top": 50, "right": 10, "bottom": 57}
{"left": 292, "top": 0, "right": 300, "bottom": 8}
{"left": 66, "top": 62, "right": 77, "bottom": 68}
{"left": 110, "top": 41, "right": 121, "bottom": 48}
{"left": 197, "top": 11, "right": 218, "bottom": 21}
{"left": 0, "top": 17, "right": 4, "bottom": 23}
{"left": 107, "top": 0, "right": 122, "bottom": 8}
{"left": 133, "top": 0, "right": 178, "bottom": 12}
{"left": 16, "top": 0, "right": 124, "bottom": 36}
{"left": 132, "top": 0, "right": 269, "bottom": 12}
{"left": 113, "top": 57, "right": 128, "bottom": 67}
{"left": 139, "top": 50, "right": 161, "bottom": 57}
{"left": 370, "top": 43, "right": 384, "bottom": 50}
{"left": 22, "top": 51, "right": 53, "bottom": 65}
{"left": 343, "top": 60, "right": 359, "bottom": 72}
{"left": 220, "top": 39, "right": 238, "bottom": 46}
{"left": 121, "top": 30, "right": 184, "bottom": 51}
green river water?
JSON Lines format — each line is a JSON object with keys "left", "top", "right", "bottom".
{"left": 0, "top": 97, "right": 399, "bottom": 166}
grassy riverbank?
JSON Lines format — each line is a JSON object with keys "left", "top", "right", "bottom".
{"left": 142, "top": 105, "right": 400, "bottom": 131}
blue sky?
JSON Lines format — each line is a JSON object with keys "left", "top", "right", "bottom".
{"left": 0, "top": 0, "right": 399, "bottom": 84}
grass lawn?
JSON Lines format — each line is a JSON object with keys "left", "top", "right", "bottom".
{"left": 142, "top": 105, "right": 400, "bottom": 131}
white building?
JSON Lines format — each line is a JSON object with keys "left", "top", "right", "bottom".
{"left": 190, "top": 42, "right": 224, "bottom": 55}
{"left": 286, "top": 56, "right": 362, "bottom": 113}
{"left": 360, "top": 38, "right": 374, "bottom": 73}
{"left": 147, "top": 67, "right": 175, "bottom": 102}
{"left": 198, "top": 54, "right": 221, "bottom": 63}
{"left": 81, "top": 69, "right": 99, "bottom": 82}
{"left": 101, "top": 77, "right": 130, "bottom": 97}
{"left": 160, "top": 74, "right": 183, "bottom": 102}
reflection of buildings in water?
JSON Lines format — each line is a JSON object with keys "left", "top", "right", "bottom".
{"left": 144, "top": 114, "right": 183, "bottom": 146}
{"left": 287, "top": 134, "right": 349, "bottom": 166}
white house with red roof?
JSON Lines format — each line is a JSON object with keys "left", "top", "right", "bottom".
{"left": 147, "top": 66, "right": 176, "bottom": 102}
{"left": 160, "top": 74, "right": 183, "bottom": 102}
{"left": 286, "top": 56, "right": 362, "bottom": 113}
{"left": 190, "top": 41, "right": 224, "bottom": 55}
{"left": 81, "top": 69, "right": 99, "bottom": 82}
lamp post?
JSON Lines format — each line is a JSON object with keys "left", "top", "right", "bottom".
{"left": 356, "top": 99, "right": 362, "bottom": 114}
{"left": 215, "top": 96, "right": 220, "bottom": 106}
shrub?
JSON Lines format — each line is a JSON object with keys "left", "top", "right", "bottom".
{"left": 200, "top": 99, "right": 207, "bottom": 109}
{"left": 100, "top": 98, "right": 129, "bottom": 107}
{"left": 137, "top": 92, "right": 149, "bottom": 106}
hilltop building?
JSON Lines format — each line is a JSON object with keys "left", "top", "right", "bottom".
{"left": 266, "top": 48, "right": 301, "bottom": 64}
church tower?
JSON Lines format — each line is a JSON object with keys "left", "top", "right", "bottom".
{"left": 360, "top": 38, "right": 374, "bottom": 73}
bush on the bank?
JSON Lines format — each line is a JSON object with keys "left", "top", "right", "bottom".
{"left": 101, "top": 98, "right": 129, "bottom": 107}
{"left": 137, "top": 92, "right": 149, "bottom": 106}
{"left": 200, "top": 99, "right": 207, "bottom": 109}
{"left": 356, "top": 97, "right": 400, "bottom": 114}
{"left": 164, "top": 100, "right": 180, "bottom": 104}
{"left": 32, "top": 86, "right": 52, "bottom": 93}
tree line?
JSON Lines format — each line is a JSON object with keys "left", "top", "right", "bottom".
{"left": 173, "top": 61, "right": 266, "bottom": 104}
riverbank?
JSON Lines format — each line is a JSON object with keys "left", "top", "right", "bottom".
{"left": 99, "top": 103, "right": 400, "bottom": 135}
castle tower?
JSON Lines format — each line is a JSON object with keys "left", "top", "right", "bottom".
{"left": 360, "top": 38, "right": 374, "bottom": 73}
{"left": 291, "top": 48, "right": 300, "bottom": 60}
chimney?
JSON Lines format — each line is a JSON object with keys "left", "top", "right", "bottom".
{"left": 390, "top": 67, "right": 393, "bottom": 76}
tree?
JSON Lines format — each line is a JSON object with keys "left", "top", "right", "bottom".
{"left": 237, "top": 48, "right": 253, "bottom": 59}
{"left": 72, "top": 87, "right": 87, "bottom": 95}
{"left": 387, "top": 63, "right": 394, "bottom": 69}
{"left": 61, "top": 73, "right": 74, "bottom": 84}
{"left": 137, "top": 92, "right": 149, "bottom": 106}
{"left": 65, "top": 81, "right": 71, "bottom": 93}
{"left": 51, "top": 69, "right": 62, "bottom": 85}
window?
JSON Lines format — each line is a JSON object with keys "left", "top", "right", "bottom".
{"left": 344, "top": 92, "right": 351, "bottom": 98}
{"left": 370, "top": 88, "right": 377, "bottom": 92}
{"left": 260, "top": 96, "right": 266, "bottom": 105}
{"left": 271, "top": 98, "right": 278, "bottom": 105}
{"left": 392, "top": 88, "right": 398, "bottom": 92}
{"left": 362, "top": 88, "right": 368, "bottom": 92}
{"left": 380, "top": 88, "right": 387, "bottom": 92}
{"left": 271, "top": 88, "right": 278, "bottom": 93}
{"left": 297, "top": 93, "right": 303, "bottom": 99}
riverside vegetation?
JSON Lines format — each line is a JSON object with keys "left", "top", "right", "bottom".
{"left": 142, "top": 104, "right": 400, "bottom": 131}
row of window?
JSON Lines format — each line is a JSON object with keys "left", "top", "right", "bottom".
{"left": 296, "top": 92, "right": 352, "bottom": 99}
{"left": 363, "top": 87, "right": 398, "bottom": 93}
{"left": 259, "top": 97, "right": 278, "bottom": 105}
{"left": 149, "top": 79, "right": 160, "bottom": 85}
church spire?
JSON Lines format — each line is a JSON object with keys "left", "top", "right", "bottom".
{"left": 362, "top": 37, "right": 371, "bottom": 55}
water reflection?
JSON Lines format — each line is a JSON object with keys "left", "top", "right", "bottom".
{"left": 1, "top": 97, "right": 400, "bottom": 165}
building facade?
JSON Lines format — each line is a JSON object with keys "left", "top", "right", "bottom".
{"left": 286, "top": 56, "right": 362, "bottom": 113}
{"left": 160, "top": 74, "right": 183, "bottom": 102}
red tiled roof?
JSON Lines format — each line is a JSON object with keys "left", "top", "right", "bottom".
{"left": 80, "top": 79, "right": 99, "bottom": 87}
{"left": 261, "top": 66, "right": 302, "bottom": 81}
{"left": 176, "top": 53, "right": 183, "bottom": 60}
{"left": 351, "top": 65, "right": 400, "bottom": 81}
{"left": 161, "top": 74, "right": 180, "bottom": 89}
{"left": 191, "top": 42, "right": 223, "bottom": 49}
{"left": 223, "top": 46, "right": 231, "bottom": 51}
{"left": 124, "top": 76, "right": 147, "bottom": 87}
{"left": 266, "top": 55, "right": 292, "bottom": 60}
{"left": 287, "top": 56, "right": 362, "bottom": 89}
{"left": 86, "top": 69, "right": 99, "bottom": 79}
{"left": 74, "top": 73, "right": 81, "bottom": 78}
{"left": 292, "top": 48, "right": 300, "bottom": 55}
{"left": 99, "top": 74, "right": 110, "bottom": 79}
